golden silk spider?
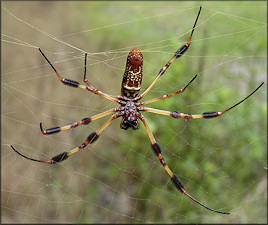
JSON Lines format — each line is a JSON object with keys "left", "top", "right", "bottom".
{"left": 11, "top": 6, "right": 264, "bottom": 214}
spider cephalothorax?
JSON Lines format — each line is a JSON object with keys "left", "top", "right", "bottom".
{"left": 11, "top": 6, "right": 264, "bottom": 214}
{"left": 120, "top": 100, "right": 140, "bottom": 130}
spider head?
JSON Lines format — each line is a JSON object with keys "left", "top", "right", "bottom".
{"left": 120, "top": 118, "right": 140, "bottom": 130}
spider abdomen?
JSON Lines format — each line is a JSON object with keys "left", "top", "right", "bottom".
{"left": 121, "top": 48, "right": 143, "bottom": 98}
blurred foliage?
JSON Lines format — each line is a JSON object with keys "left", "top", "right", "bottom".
{"left": 2, "top": 1, "right": 266, "bottom": 224}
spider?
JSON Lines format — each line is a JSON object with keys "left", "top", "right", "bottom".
{"left": 11, "top": 6, "right": 264, "bottom": 214}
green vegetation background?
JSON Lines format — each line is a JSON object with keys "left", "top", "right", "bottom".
{"left": 2, "top": 1, "right": 266, "bottom": 223}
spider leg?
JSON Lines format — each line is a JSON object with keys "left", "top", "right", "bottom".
{"left": 140, "top": 74, "right": 198, "bottom": 105}
{"left": 39, "top": 48, "right": 121, "bottom": 104}
{"left": 136, "top": 6, "right": 202, "bottom": 101}
{"left": 10, "top": 113, "right": 122, "bottom": 164}
{"left": 40, "top": 107, "right": 121, "bottom": 135}
{"left": 139, "top": 82, "right": 264, "bottom": 119}
{"left": 138, "top": 113, "right": 229, "bottom": 214}
{"left": 83, "top": 52, "right": 94, "bottom": 88}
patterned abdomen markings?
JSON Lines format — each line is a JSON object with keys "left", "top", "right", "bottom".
{"left": 121, "top": 48, "right": 143, "bottom": 98}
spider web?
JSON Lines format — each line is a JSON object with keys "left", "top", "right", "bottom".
{"left": 2, "top": 1, "right": 267, "bottom": 223}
